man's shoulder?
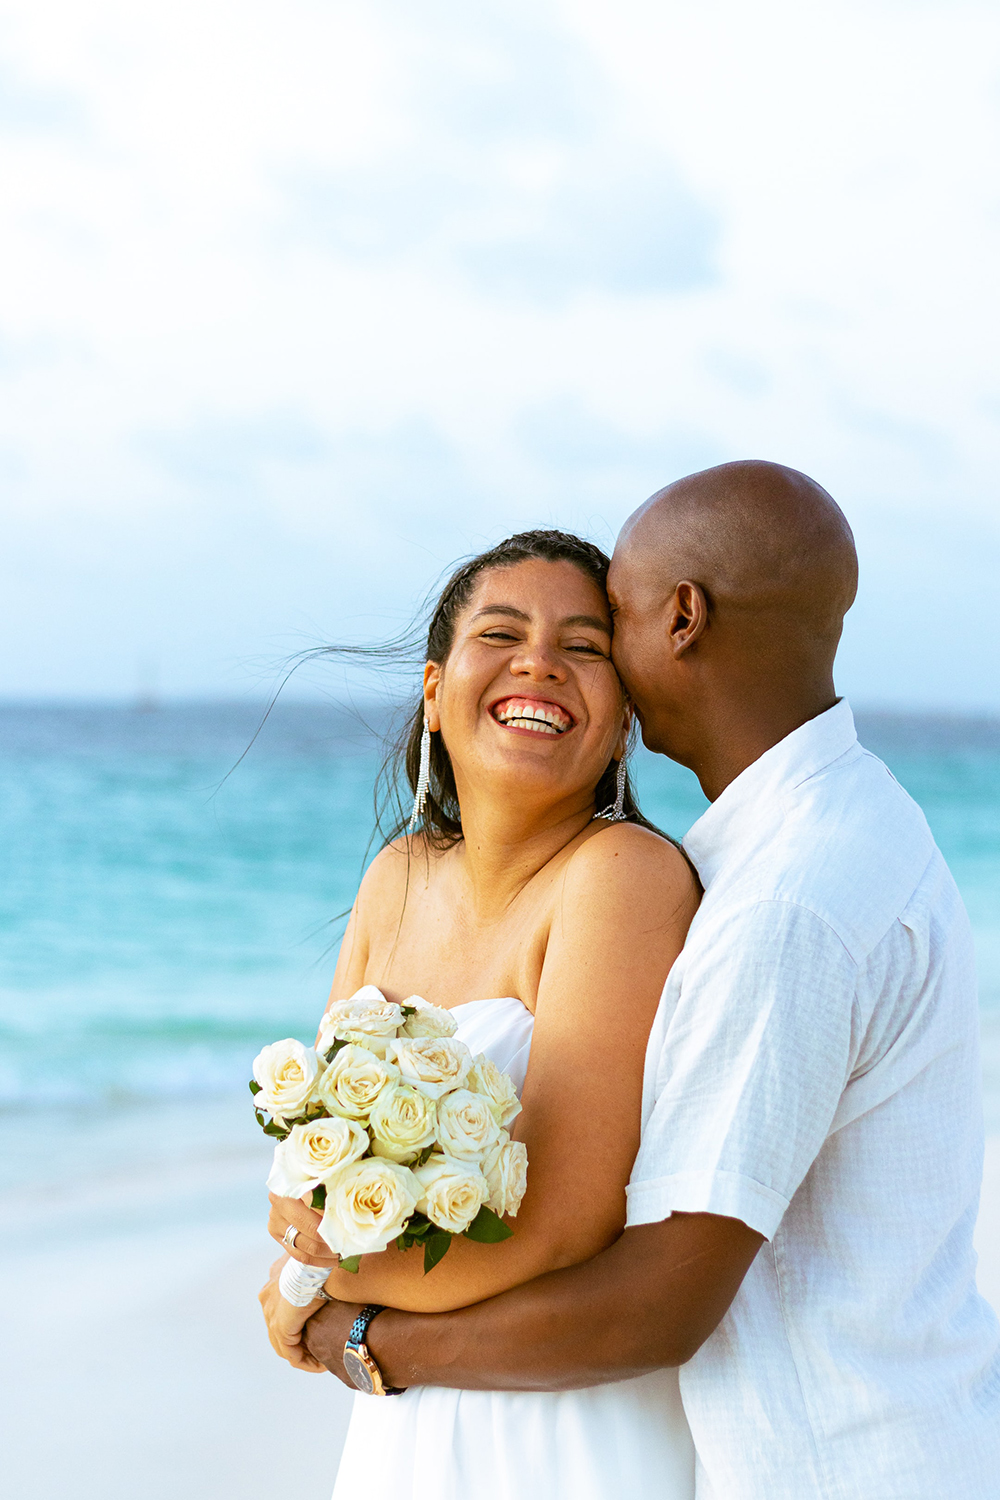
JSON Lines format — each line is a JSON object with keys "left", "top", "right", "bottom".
{"left": 703, "top": 746, "right": 945, "bottom": 963}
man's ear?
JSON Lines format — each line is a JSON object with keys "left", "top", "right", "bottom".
{"left": 667, "top": 581, "right": 708, "bottom": 658}
{"left": 423, "top": 661, "right": 443, "bottom": 731}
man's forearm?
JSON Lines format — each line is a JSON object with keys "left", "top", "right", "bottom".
{"left": 372, "top": 1239, "right": 659, "bottom": 1392}
{"left": 315, "top": 1214, "right": 761, "bottom": 1393}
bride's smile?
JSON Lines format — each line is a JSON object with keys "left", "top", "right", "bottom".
{"left": 489, "top": 696, "right": 575, "bottom": 735}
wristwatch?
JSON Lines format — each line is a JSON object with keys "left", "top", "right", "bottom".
{"left": 343, "top": 1305, "right": 406, "bottom": 1396}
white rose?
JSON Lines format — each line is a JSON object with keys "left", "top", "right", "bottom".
{"left": 388, "top": 1036, "right": 472, "bottom": 1100}
{"left": 368, "top": 1083, "right": 438, "bottom": 1164}
{"left": 266, "top": 1115, "right": 369, "bottom": 1196}
{"left": 434, "top": 1088, "right": 501, "bottom": 1162}
{"left": 412, "top": 1153, "right": 488, "bottom": 1234}
{"left": 318, "top": 1157, "right": 420, "bottom": 1257}
{"left": 400, "top": 996, "right": 459, "bottom": 1039}
{"left": 466, "top": 1054, "right": 522, "bottom": 1129}
{"left": 314, "top": 1044, "right": 398, "bottom": 1120}
{"left": 482, "top": 1134, "right": 529, "bottom": 1218}
{"left": 252, "top": 1038, "right": 321, "bottom": 1123}
{"left": 318, "top": 986, "right": 404, "bottom": 1059}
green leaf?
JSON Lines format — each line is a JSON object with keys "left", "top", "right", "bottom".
{"left": 423, "top": 1233, "right": 452, "bottom": 1274}
{"left": 395, "top": 1212, "right": 436, "bottom": 1251}
{"left": 463, "top": 1205, "right": 513, "bottom": 1243}
{"left": 310, "top": 1184, "right": 327, "bottom": 1210}
{"left": 400, "top": 1005, "right": 417, "bottom": 1018}
{"left": 263, "top": 1122, "right": 289, "bottom": 1140}
{"left": 412, "top": 1145, "right": 435, "bottom": 1168}
{"left": 254, "top": 1109, "right": 266, "bottom": 1128}
{"left": 249, "top": 1080, "right": 262, "bottom": 1096}
{"left": 324, "top": 1038, "right": 348, "bottom": 1063}
{"left": 339, "top": 1255, "right": 361, "bottom": 1274}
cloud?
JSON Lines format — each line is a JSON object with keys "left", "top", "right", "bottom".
{"left": 275, "top": 0, "right": 717, "bottom": 300}
{"left": 0, "top": 62, "right": 84, "bottom": 133}
{"left": 283, "top": 149, "right": 716, "bottom": 300}
{"left": 460, "top": 156, "right": 716, "bottom": 299}
{"left": 140, "top": 415, "right": 327, "bottom": 492}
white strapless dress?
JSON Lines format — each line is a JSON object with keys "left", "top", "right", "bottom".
{"left": 332, "top": 996, "right": 696, "bottom": 1500}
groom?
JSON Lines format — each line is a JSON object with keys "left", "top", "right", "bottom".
{"left": 292, "top": 462, "right": 1000, "bottom": 1496}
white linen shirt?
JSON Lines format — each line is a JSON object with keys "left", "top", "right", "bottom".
{"left": 626, "top": 700, "right": 1000, "bottom": 1500}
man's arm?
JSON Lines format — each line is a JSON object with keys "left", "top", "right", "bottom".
{"left": 304, "top": 1210, "right": 762, "bottom": 1391}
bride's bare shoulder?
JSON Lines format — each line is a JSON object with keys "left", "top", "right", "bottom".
{"left": 356, "top": 834, "right": 445, "bottom": 908}
{"left": 561, "top": 823, "right": 700, "bottom": 929}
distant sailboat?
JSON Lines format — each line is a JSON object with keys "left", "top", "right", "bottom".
{"left": 134, "top": 655, "right": 160, "bottom": 714}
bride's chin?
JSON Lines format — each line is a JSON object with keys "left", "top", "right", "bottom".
{"left": 467, "top": 759, "right": 592, "bottom": 809}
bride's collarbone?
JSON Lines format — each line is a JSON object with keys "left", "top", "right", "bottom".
{"left": 361, "top": 841, "right": 570, "bottom": 1010}
{"left": 366, "top": 907, "right": 546, "bottom": 1013}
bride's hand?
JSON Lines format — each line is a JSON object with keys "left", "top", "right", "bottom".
{"left": 258, "top": 1257, "right": 328, "bottom": 1374}
{"left": 267, "top": 1192, "right": 338, "bottom": 1265}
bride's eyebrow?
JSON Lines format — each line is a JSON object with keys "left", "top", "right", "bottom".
{"left": 471, "top": 605, "right": 610, "bottom": 635}
{"left": 563, "top": 613, "right": 611, "bottom": 635}
{"left": 470, "top": 605, "right": 530, "bottom": 622}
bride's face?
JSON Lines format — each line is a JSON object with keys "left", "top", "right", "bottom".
{"left": 425, "top": 557, "right": 627, "bottom": 818}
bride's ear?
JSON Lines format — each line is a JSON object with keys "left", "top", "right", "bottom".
{"left": 423, "top": 661, "right": 443, "bottom": 732}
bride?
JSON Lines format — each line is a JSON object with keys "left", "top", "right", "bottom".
{"left": 260, "top": 528, "right": 701, "bottom": 1500}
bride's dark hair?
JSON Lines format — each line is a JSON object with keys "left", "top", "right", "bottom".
{"left": 366, "top": 528, "right": 657, "bottom": 850}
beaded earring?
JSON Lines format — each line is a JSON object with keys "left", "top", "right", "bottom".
{"left": 408, "top": 717, "right": 432, "bottom": 832}
{"left": 597, "top": 755, "right": 628, "bottom": 822}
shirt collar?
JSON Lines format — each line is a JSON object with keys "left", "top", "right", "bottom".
{"left": 682, "top": 699, "right": 859, "bottom": 887}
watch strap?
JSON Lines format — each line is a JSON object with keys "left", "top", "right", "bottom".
{"left": 346, "top": 1305, "right": 406, "bottom": 1396}
{"left": 347, "top": 1304, "right": 384, "bottom": 1348}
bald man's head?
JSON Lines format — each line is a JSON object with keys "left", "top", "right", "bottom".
{"left": 608, "top": 460, "right": 858, "bottom": 770}
{"left": 618, "top": 459, "right": 857, "bottom": 632}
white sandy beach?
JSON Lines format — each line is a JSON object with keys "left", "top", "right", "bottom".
{"left": 3, "top": 1135, "right": 999, "bottom": 1500}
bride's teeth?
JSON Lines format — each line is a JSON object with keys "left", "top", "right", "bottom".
{"left": 493, "top": 700, "right": 569, "bottom": 733}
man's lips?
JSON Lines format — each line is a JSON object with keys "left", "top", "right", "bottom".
{"left": 489, "top": 696, "right": 575, "bottom": 736}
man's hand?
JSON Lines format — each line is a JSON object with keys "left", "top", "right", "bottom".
{"left": 302, "top": 1297, "right": 368, "bottom": 1388}
{"left": 267, "top": 1192, "right": 338, "bottom": 1266}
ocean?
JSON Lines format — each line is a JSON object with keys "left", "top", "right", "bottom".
{"left": 2, "top": 700, "right": 999, "bottom": 1203}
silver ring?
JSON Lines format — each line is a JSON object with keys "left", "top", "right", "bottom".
{"left": 282, "top": 1225, "right": 300, "bottom": 1250}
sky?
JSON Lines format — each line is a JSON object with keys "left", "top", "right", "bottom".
{"left": 1, "top": 0, "right": 998, "bottom": 708}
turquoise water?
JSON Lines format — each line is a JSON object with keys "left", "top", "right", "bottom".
{"left": 2, "top": 701, "right": 999, "bottom": 1190}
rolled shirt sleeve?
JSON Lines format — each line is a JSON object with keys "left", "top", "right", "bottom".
{"left": 626, "top": 899, "right": 859, "bottom": 1241}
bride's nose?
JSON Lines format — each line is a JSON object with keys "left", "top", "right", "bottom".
{"left": 508, "top": 637, "right": 566, "bottom": 682}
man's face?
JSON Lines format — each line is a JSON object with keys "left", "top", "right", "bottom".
{"left": 607, "top": 536, "right": 677, "bottom": 755}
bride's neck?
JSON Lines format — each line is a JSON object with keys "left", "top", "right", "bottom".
{"left": 450, "top": 786, "right": 596, "bottom": 916}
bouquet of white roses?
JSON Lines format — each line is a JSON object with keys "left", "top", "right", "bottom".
{"left": 251, "top": 985, "right": 528, "bottom": 1275}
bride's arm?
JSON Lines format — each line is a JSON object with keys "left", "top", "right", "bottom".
{"left": 280, "top": 826, "right": 699, "bottom": 1314}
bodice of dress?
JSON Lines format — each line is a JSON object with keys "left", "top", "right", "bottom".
{"left": 448, "top": 997, "right": 534, "bottom": 1097}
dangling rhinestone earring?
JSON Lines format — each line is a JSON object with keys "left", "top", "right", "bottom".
{"left": 408, "top": 717, "right": 432, "bottom": 833}
{"left": 597, "top": 755, "right": 628, "bottom": 822}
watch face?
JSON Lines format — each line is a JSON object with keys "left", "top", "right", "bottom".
{"left": 343, "top": 1346, "right": 376, "bottom": 1395}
